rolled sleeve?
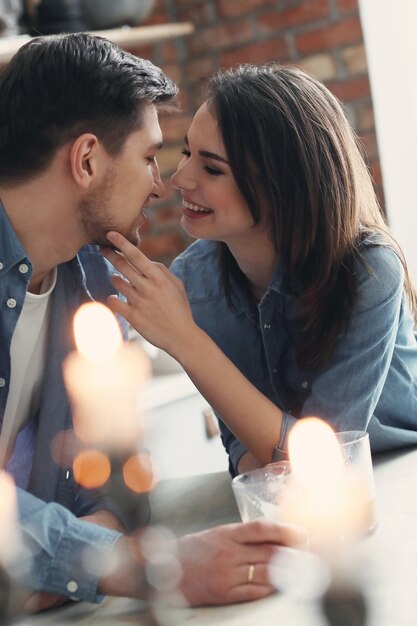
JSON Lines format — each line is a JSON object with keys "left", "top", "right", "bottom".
{"left": 272, "top": 412, "right": 297, "bottom": 461}
{"left": 15, "top": 489, "right": 122, "bottom": 603}
{"left": 228, "top": 438, "right": 248, "bottom": 476}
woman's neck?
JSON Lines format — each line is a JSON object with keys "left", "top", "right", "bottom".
{"left": 227, "top": 235, "right": 278, "bottom": 302}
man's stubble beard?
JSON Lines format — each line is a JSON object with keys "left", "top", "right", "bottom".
{"left": 78, "top": 170, "right": 140, "bottom": 248}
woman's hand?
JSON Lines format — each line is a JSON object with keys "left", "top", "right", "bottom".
{"left": 101, "top": 231, "right": 195, "bottom": 358}
{"left": 102, "top": 232, "right": 283, "bottom": 467}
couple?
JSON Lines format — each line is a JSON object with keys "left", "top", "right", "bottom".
{"left": 1, "top": 31, "right": 416, "bottom": 615}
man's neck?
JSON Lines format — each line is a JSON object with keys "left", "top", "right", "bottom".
{"left": 0, "top": 175, "right": 85, "bottom": 282}
{"left": 28, "top": 271, "right": 52, "bottom": 295}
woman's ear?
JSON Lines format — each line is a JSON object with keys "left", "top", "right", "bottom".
{"left": 69, "top": 133, "right": 100, "bottom": 189}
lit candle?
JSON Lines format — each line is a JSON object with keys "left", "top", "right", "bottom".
{"left": 0, "top": 472, "right": 19, "bottom": 566}
{"left": 63, "top": 303, "right": 150, "bottom": 453}
{"left": 281, "top": 418, "right": 370, "bottom": 554}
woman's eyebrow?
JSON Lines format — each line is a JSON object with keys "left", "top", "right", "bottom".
{"left": 184, "top": 134, "right": 229, "bottom": 164}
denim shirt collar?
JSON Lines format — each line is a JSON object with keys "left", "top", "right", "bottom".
{"left": 0, "top": 200, "right": 32, "bottom": 277}
{"left": 228, "top": 260, "right": 288, "bottom": 316}
{"left": 0, "top": 199, "right": 92, "bottom": 296}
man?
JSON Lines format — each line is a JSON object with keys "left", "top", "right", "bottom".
{"left": 0, "top": 33, "right": 299, "bottom": 611}
{"left": 0, "top": 31, "right": 176, "bottom": 533}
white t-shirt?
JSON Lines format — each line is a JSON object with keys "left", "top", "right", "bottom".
{"left": 0, "top": 268, "right": 57, "bottom": 465}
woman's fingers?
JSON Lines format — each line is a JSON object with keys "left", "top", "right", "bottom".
{"left": 103, "top": 248, "right": 145, "bottom": 289}
{"left": 105, "top": 231, "right": 154, "bottom": 277}
{"left": 103, "top": 232, "right": 183, "bottom": 294}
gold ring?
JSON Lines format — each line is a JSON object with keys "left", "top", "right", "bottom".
{"left": 247, "top": 563, "right": 255, "bottom": 583}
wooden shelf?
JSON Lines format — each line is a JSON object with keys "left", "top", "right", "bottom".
{"left": 0, "top": 21, "right": 194, "bottom": 65}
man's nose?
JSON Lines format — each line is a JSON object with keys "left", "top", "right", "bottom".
{"left": 151, "top": 163, "right": 166, "bottom": 199}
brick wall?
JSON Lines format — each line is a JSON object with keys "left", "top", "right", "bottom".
{"left": 134, "top": 0, "right": 383, "bottom": 263}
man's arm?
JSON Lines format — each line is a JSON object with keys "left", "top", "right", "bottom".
{"left": 14, "top": 488, "right": 123, "bottom": 604}
{"left": 12, "top": 488, "right": 305, "bottom": 614}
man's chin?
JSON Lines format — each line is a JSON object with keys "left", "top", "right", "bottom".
{"left": 91, "top": 229, "right": 140, "bottom": 249}
{"left": 129, "top": 228, "right": 141, "bottom": 247}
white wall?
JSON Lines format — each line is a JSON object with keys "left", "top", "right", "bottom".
{"left": 358, "top": 0, "right": 417, "bottom": 281}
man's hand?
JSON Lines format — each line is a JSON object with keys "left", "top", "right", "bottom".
{"left": 98, "top": 520, "right": 305, "bottom": 608}
{"left": 176, "top": 520, "right": 306, "bottom": 606}
{"left": 21, "top": 592, "right": 69, "bottom": 614}
{"left": 80, "top": 510, "right": 124, "bottom": 532}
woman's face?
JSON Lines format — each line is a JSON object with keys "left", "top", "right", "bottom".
{"left": 170, "top": 102, "right": 260, "bottom": 246}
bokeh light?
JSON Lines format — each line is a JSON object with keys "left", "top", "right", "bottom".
{"left": 73, "top": 449, "right": 111, "bottom": 489}
{"left": 123, "top": 453, "right": 159, "bottom": 493}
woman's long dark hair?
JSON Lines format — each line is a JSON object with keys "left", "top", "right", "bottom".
{"left": 205, "top": 63, "right": 417, "bottom": 370}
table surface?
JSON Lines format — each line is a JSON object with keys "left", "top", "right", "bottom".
{"left": 12, "top": 447, "right": 417, "bottom": 626}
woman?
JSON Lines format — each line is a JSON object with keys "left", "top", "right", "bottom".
{"left": 103, "top": 63, "right": 417, "bottom": 476}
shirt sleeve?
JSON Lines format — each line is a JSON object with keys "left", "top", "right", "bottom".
{"left": 13, "top": 488, "right": 123, "bottom": 603}
{"left": 226, "top": 433, "right": 248, "bottom": 476}
{"left": 278, "top": 245, "right": 405, "bottom": 451}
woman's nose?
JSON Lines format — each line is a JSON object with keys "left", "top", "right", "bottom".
{"left": 170, "top": 161, "right": 196, "bottom": 191}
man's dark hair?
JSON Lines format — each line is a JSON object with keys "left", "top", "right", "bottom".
{"left": 0, "top": 32, "right": 178, "bottom": 183}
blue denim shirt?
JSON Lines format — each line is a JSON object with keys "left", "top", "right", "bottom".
{"left": 14, "top": 488, "right": 122, "bottom": 602}
{"left": 171, "top": 239, "right": 417, "bottom": 475}
{"left": 0, "top": 201, "right": 149, "bottom": 529}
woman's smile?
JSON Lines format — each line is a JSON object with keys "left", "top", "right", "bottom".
{"left": 182, "top": 198, "right": 214, "bottom": 219}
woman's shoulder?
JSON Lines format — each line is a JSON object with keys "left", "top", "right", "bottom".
{"left": 170, "top": 240, "right": 223, "bottom": 299}
{"left": 170, "top": 240, "right": 218, "bottom": 275}
{"left": 354, "top": 238, "right": 404, "bottom": 311}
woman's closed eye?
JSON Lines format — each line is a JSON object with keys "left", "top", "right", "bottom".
{"left": 180, "top": 147, "right": 224, "bottom": 177}
{"left": 204, "top": 164, "right": 223, "bottom": 176}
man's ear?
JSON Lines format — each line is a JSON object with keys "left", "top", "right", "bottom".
{"left": 69, "top": 133, "right": 101, "bottom": 189}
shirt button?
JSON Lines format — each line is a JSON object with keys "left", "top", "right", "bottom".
{"left": 301, "top": 381, "right": 309, "bottom": 389}
{"left": 6, "top": 298, "right": 17, "bottom": 308}
{"left": 66, "top": 581, "right": 78, "bottom": 593}
{"left": 263, "top": 323, "right": 271, "bottom": 330}
{"left": 273, "top": 369, "right": 278, "bottom": 374}
{"left": 0, "top": 262, "right": 3, "bottom": 270}
{"left": 19, "top": 263, "right": 29, "bottom": 274}
{"left": 0, "top": 378, "right": 5, "bottom": 388}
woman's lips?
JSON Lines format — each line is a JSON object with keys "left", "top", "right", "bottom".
{"left": 182, "top": 198, "right": 213, "bottom": 220}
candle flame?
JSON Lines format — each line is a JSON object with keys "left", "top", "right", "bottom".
{"left": 288, "top": 417, "right": 343, "bottom": 487}
{"left": 74, "top": 303, "right": 122, "bottom": 361}
{"left": 284, "top": 418, "right": 372, "bottom": 548}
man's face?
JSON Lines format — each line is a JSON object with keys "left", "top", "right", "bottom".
{"left": 79, "top": 104, "right": 164, "bottom": 247}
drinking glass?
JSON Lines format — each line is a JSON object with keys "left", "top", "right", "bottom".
{"left": 231, "top": 461, "right": 292, "bottom": 523}
{"left": 232, "top": 430, "right": 376, "bottom": 536}
{"left": 335, "top": 430, "right": 377, "bottom": 534}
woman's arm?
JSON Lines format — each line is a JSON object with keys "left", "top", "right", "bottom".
{"left": 102, "top": 232, "right": 282, "bottom": 467}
